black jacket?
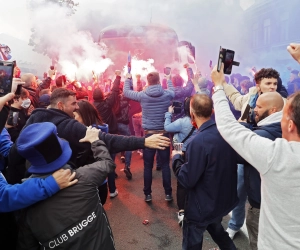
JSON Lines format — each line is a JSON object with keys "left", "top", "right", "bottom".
{"left": 94, "top": 76, "right": 120, "bottom": 134}
{"left": 173, "top": 120, "right": 238, "bottom": 225}
{"left": 17, "top": 140, "right": 116, "bottom": 250}
{"left": 116, "top": 94, "right": 130, "bottom": 125}
{"left": 7, "top": 108, "right": 145, "bottom": 184}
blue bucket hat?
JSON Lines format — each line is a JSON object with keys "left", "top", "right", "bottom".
{"left": 16, "top": 122, "right": 72, "bottom": 174}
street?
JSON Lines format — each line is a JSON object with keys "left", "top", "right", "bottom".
{"left": 105, "top": 151, "right": 250, "bottom": 250}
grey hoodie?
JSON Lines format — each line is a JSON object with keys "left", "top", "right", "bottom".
{"left": 213, "top": 91, "right": 300, "bottom": 249}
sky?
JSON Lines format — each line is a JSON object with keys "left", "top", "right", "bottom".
{"left": 6, "top": 0, "right": 293, "bottom": 79}
{"left": 0, "top": 0, "right": 255, "bottom": 40}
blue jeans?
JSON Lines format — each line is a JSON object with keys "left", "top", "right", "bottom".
{"left": 107, "top": 153, "right": 116, "bottom": 193}
{"left": 143, "top": 133, "right": 172, "bottom": 195}
{"left": 228, "top": 164, "right": 247, "bottom": 231}
{"left": 117, "top": 123, "right": 132, "bottom": 166}
{"left": 182, "top": 217, "right": 236, "bottom": 250}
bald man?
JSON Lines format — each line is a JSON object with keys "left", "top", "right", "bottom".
{"left": 242, "top": 91, "right": 284, "bottom": 250}
{"left": 254, "top": 92, "right": 284, "bottom": 124}
{"left": 21, "top": 73, "right": 39, "bottom": 109}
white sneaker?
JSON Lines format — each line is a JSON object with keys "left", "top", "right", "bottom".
{"left": 110, "top": 189, "right": 118, "bottom": 198}
{"left": 226, "top": 228, "right": 238, "bottom": 239}
{"left": 178, "top": 211, "right": 184, "bottom": 226}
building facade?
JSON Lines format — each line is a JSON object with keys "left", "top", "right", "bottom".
{"left": 245, "top": 0, "right": 300, "bottom": 64}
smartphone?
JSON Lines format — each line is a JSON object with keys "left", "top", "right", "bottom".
{"left": 209, "top": 60, "right": 212, "bottom": 68}
{"left": 223, "top": 49, "right": 235, "bottom": 75}
{"left": 164, "top": 67, "right": 171, "bottom": 75}
{"left": 172, "top": 101, "right": 182, "bottom": 114}
{"left": 217, "top": 47, "right": 235, "bottom": 75}
{"left": 0, "top": 61, "right": 15, "bottom": 96}
{"left": 217, "top": 47, "right": 224, "bottom": 73}
{"left": 7, "top": 111, "right": 19, "bottom": 126}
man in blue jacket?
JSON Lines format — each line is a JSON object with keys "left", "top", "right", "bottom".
{"left": 124, "top": 72, "right": 175, "bottom": 202}
{"left": 172, "top": 94, "right": 238, "bottom": 250}
{"left": 242, "top": 91, "right": 284, "bottom": 249}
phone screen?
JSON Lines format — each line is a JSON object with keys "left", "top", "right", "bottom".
{"left": 224, "top": 50, "right": 235, "bottom": 74}
{"left": 0, "top": 61, "right": 14, "bottom": 96}
{"left": 217, "top": 47, "right": 224, "bottom": 72}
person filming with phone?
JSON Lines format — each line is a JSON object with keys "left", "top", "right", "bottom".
{"left": 215, "top": 47, "right": 288, "bottom": 241}
{"left": 210, "top": 42, "right": 300, "bottom": 250}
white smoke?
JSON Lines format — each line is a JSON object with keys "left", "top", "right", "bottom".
{"left": 29, "top": 1, "right": 113, "bottom": 81}
{"left": 122, "top": 57, "right": 156, "bottom": 78}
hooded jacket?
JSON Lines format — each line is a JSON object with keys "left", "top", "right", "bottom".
{"left": 243, "top": 111, "right": 282, "bottom": 208}
{"left": 17, "top": 140, "right": 116, "bottom": 250}
{"left": 124, "top": 78, "right": 175, "bottom": 130}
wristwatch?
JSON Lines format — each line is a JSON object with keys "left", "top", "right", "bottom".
{"left": 212, "top": 85, "right": 224, "bottom": 94}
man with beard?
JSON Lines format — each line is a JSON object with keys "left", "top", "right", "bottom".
{"left": 7, "top": 87, "right": 169, "bottom": 185}
{"left": 241, "top": 91, "right": 284, "bottom": 250}
{"left": 210, "top": 42, "right": 300, "bottom": 249}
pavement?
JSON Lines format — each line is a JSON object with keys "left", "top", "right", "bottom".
{"left": 105, "top": 151, "right": 250, "bottom": 250}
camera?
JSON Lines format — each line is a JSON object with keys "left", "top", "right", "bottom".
{"left": 217, "top": 46, "right": 240, "bottom": 75}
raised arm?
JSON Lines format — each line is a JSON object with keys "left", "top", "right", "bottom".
{"left": 165, "top": 74, "right": 175, "bottom": 98}
{"left": 123, "top": 74, "right": 142, "bottom": 102}
{"left": 211, "top": 65, "right": 277, "bottom": 175}
{"left": 105, "top": 71, "right": 121, "bottom": 108}
{"left": 223, "top": 83, "right": 249, "bottom": 111}
{"left": 164, "top": 107, "right": 183, "bottom": 133}
{"left": 175, "top": 65, "right": 194, "bottom": 99}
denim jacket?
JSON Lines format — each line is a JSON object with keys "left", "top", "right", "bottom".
{"left": 164, "top": 113, "right": 195, "bottom": 151}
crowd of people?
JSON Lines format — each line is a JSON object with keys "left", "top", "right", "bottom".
{"left": 0, "top": 42, "right": 300, "bottom": 250}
